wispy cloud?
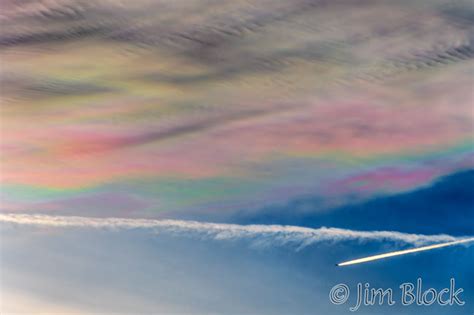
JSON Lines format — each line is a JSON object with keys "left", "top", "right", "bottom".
{"left": 0, "top": 213, "right": 466, "bottom": 250}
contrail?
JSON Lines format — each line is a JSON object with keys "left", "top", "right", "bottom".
{"left": 337, "top": 237, "right": 474, "bottom": 266}
{"left": 0, "top": 213, "right": 464, "bottom": 250}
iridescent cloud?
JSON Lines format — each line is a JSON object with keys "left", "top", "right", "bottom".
{"left": 1, "top": 0, "right": 473, "bottom": 217}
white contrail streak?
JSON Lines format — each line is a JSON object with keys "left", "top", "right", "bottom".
{"left": 337, "top": 237, "right": 474, "bottom": 266}
{"left": 0, "top": 213, "right": 469, "bottom": 253}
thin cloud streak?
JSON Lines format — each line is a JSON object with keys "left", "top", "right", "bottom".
{"left": 337, "top": 237, "right": 474, "bottom": 266}
{"left": 0, "top": 213, "right": 467, "bottom": 250}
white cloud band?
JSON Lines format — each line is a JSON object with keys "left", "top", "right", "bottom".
{"left": 1, "top": 213, "right": 467, "bottom": 251}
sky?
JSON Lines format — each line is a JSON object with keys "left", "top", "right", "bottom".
{"left": 0, "top": 0, "right": 473, "bottom": 314}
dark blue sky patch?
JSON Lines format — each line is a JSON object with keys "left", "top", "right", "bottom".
{"left": 232, "top": 169, "right": 474, "bottom": 236}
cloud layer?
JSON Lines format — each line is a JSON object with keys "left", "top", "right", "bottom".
{"left": 1, "top": 0, "right": 473, "bottom": 218}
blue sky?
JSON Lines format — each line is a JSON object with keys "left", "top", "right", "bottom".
{"left": 1, "top": 170, "right": 473, "bottom": 314}
{"left": 1, "top": 0, "right": 473, "bottom": 313}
